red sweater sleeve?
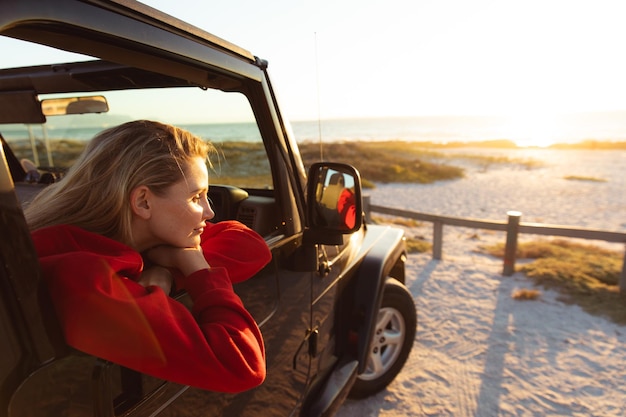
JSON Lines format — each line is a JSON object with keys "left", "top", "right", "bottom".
{"left": 199, "top": 220, "right": 272, "bottom": 283}
{"left": 32, "top": 224, "right": 271, "bottom": 393}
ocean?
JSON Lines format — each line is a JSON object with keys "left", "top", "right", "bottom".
{"left": 295, "top": 113, "right": 626, "bottom": 145}
{"left": 3, "top": 113, "right": 626, "bottom": 145}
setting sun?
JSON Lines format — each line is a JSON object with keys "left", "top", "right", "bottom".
{"left": 499, "top": 113, "right": 568, "bottom": 147}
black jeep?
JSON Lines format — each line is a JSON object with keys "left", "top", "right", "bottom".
{"left": 0, "top": 1, "right": 416, "bottom": 416}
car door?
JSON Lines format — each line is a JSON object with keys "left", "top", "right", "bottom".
{"left": 147, "top": 85, "right": 315, "bottom": 416}
{"left": 157, "top": 255, "right": 312, "bottom": 417}
{"left": 0, "top": 5, "right": 318, "bottom": 412}
{"left": 308, "top": 168, "right": 365, "bottom": 385}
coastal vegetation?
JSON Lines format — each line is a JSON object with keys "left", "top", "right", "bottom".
{"left": 405, "top": 238, "right": 432, "bottom": 254}
{"left": 370, "top": 212, "right": 624, "bottom": 323}
{"left": 9, "top": 137, "right": 625, "bottom": 185}
{"left": 10, "top": 139, "right": 85, "bottom": 168}
{"left": 298, "top": 141, "right": 464, "bottom": 184}
{"left": 10, "top": 136, "right": 624, "bottom": 323}
{"left": 511, "top": 288, "right": 541, "bottom": 301}
{"left": 563, "top": 175, "right": 607, "bottom": 182}
{"left": 370, "top": 214, "right": 432, "bottom": 253}
{"left": 11, "top": 138, "right": 540, "bottom": 185}
{"left": 549, "top": 140, "right": 626, "bottom": 150}
{"left": 298, "top": 140, "right": 543, "bottom": 184}
{"left": 480, "top": 239, "right": 626, "bottom": 324}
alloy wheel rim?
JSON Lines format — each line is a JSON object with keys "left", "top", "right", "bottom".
{"left": 360, "top": 306, "right": 405, "bottom": 381}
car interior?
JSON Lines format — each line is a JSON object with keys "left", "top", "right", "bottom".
{"left": 0, "top": 59, "right": 284, "bottom": 240}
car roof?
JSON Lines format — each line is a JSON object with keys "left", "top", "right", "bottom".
{"left": 0, "top": 0, "right": 265, "bottom": 83}
{"left": 0, "top": 0, "right": 269, "bottom": 125}
{"left": 0, "top": 0, "right": 255, "bottom": 62}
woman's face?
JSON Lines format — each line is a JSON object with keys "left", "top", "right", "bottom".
{"left": 146, "top": 156, "right": 215, "bottom": 248}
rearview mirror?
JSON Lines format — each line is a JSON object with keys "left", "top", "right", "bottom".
{"left": 306, "top": 162, "right": 362, "bottom": 244}
{"left": 41, "top": 96, "right": 109, "bottom": 116}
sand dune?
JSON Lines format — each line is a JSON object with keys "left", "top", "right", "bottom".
{"left": 337, "top": 148, "right": 626, "bottom": 416}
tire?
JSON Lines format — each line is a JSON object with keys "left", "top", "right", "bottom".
{"left": 348, "top": 278, "right": 417, "bottom": 399}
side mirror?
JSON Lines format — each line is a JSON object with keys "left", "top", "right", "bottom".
{"left": 305, "top": 162, "right": 363, "bottom": 245}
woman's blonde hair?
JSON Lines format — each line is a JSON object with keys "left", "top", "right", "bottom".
{"left": 25, "top": 120, "right": 213, "bottom": 246}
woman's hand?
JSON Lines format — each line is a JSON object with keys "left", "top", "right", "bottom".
{"left": 144, "top": 245, "right": 210, "bottom": 277}
{"left": 137, "top": 265, "right": 174, "bottom": 294}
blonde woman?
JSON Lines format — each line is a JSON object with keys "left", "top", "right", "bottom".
{"left": 26, "top": 120, "right": 271, "bottom": 392}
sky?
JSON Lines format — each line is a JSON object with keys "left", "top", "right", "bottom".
{"left": 3, "top": 0, "right": 626, "bottom": 131}
{"left": 137, "top": 0, "right": 626, "bottom": 122}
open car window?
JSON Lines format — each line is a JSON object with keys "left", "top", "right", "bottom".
{"left": 2, "top": 87, "right": 271, "bottom": 190}
{"left": 0, "top": 38, "right": 272, "bottom": 191}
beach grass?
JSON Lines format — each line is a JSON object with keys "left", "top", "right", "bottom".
{"left": 511, "top": 288, "right": 542, "bottom": 301}
{"left": 12, "top": 138, "right": 471, "bottom": 184}
{"left": 481, "top": 239, "right": 626, "bottom": 324}
{"left": 550, "top": 140, "right": 626, "bottom": 150}
{"left": 10, "top": 137, "right": 624, "bottom": 320}
{"left": 405, "top": 238, "right": 432, "bottom": 254}
{"left": 443, "top": 152, "right": 543, "bottom": 170}
{"left": 369, "top": 214, "right": 431, "bottom": 253}
{"left": 563, "top": 175, "right": 607, "bottom": 182}
{"left": 299, "top": 140, "right": 548, "bottom": 182}
{"left": 370, "top": 214, "right": 421, "bottom": 228}
{"left": 10, "top": 139, "right": 85, "bottom": 168}
{"left": 298, "top": 141, "right": 466, "bottom": 184}
{"left": 9, "top": 138, "right": 621, "bottom": 187}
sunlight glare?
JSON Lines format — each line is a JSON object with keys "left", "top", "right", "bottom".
{"left": 499, "top": 113, "right": 566, "bottom": 147}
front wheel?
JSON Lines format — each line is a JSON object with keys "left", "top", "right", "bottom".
{"left": 349, "top": 278, "right": 417, "bottom": 399}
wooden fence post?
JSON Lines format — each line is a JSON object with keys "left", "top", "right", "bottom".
{"left": 619, "top": 252, "right": 626, "bottom": 297}
{"left": 366, "top": 203, "right": 626, "bottom": 290}
{"left": 363, "top": 195, "right": 371, "bottom": 224}
{"left": 503, "top": 211, "right": 521, "bottom": 276}
{"left": 433, "top": 221, "right": 443, "bottom": 260}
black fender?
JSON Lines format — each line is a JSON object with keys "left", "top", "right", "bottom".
{"left": 350, "top": 225, "right": 406, "bottom": 374}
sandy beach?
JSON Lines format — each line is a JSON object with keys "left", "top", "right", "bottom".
{"left": 336, "top": 148, "right": 626, "bottom": 416}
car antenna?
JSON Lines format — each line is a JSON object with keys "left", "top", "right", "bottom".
{"left": 315, "top": 31, "right": 323, "bottom": 161}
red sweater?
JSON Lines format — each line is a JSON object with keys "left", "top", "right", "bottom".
{"left": 31, "top": 221, "right": 272, "bottom": 393}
